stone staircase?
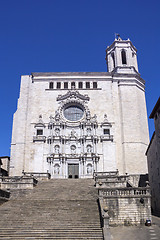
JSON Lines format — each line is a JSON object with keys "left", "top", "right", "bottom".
{"left": 0, "top": 179, "right": 103, "bottom": 239}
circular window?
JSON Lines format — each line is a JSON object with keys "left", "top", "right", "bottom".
{"left": 63, "top": 105, "right": 84, "bottom": 121}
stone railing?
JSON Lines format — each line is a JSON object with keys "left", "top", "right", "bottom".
{"left": 98, "top": 186, "right": 151, "bottom": 231}
{"left": 100, "top": 135, "right": 113, "bottom": 142}
{"left": 98, "top": 187, "right": 151, "bottom": 197}
{"left": 0, "top": 176, "right": 38, "bottom": 190}
{"left": 22, "top": 172, "right": 51, "bottom": 180}
{"left": 94, "top": 171, "right": 130, "bottom": 188}
{"left": 33, "top": 136, "right": 46, "bottom": 142}
{"left": 98, "top": 198, "right": 111, "bottom": 240}
{"left": 93, "top": 171, "right": 119, "bottom": 179}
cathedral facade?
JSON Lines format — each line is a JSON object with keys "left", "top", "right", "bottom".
{"left": 10, "top": 37, "right": 149, "bottom": 178}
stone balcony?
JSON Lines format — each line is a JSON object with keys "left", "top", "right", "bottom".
{"left": 100, "top": 135, "right": 113, "bottom": 142}
{"left": 33, "top": 136, "right": 46, "bottom": 142}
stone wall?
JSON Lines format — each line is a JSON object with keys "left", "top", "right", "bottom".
{"left": 0, "top": 176, "right": 38, "bottom": 190}
{"left": 146, "top": 98, "right": 160, "bottom": 216}
{"left": 95, "top": 171, "right": 151, "bottom": 226}
{"left": 10, "top": 72, "right": 149, "bottom": 178}
{"left": 99, "top": 187, "right": 151, "bottom": 226}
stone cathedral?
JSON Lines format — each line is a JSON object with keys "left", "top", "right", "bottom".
{"left": 10, "top": 37, "right": 149, "bottom": 179}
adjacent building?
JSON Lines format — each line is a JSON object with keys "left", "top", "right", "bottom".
{"left": 0, "top": 156, "right": 10, "bottom": 176}
{"left": 146, "top": 97, "right": 160, "bottom": 216}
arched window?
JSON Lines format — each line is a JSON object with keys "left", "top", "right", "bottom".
{"left": 86, "top": 82, "right": 90, "bottom": 88}
{"left": 121, "top": 50, "right": 127, "bottom": 65}
{"left": 49, "top": 82, "right": 53, "bottom": 89}
{"left": 111, "top": 52, "right": 115, "bottom": 68}
{"left": 64, "top": 82, "right": 68, "bottom": 89}
{"left": 57, "top": 82, "right": 61, "bottom": 89}
{"left": 78, "top": 82, "right": 83, "bottom": 89}
{"left": 93, "top": 82, "right": 97, "bottom": 88}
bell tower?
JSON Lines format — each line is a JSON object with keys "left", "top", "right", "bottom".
{"left": 106, "top": 35, "right": 139, "bottom": 74}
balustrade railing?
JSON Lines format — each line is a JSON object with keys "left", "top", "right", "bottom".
{"left": 98, "top": 187, "right": 150, "bottom": 197}
{"left": 93, "top": 170, "right": 119, "bottom": 179}
{"left": 22, "top": 172, "right": 51, "bottom": 179}
{"left": 0, "top": 176, "right": 38, "bottom": 184}
{"left": 100, "top": 135, "right": 113, "bottom": 142}
{"left": 33, "top": 136, "right": 46, "bottom": 142}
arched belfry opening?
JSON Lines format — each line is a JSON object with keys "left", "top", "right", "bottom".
{"left": 111, "top": 52, "right": 115, "bottom": 68}
{"left": 121, "top": 49, "right": 127, "bottom": 65}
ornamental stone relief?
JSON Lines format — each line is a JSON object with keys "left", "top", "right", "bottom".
{"left": 33, "top": 90, "right": 113, "bottom": 178}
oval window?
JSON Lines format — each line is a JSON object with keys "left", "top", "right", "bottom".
{"left": 64, "top": 105, "right": 84, "bottom": 121}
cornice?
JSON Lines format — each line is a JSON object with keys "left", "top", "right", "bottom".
{"left": 106, "top": 39, "right": 137, "bottom": 52}
{"left": 32, "top": 72, "right": 111, "bottom": 78}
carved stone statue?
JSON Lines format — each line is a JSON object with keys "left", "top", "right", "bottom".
{"left": 49, "top": 115, "right": 54, "bottom": 122}
{"left": 86, "top": 110, "right": 91, "bottom": 120}
{"left": 70, "top": 145, "right": 76, "bottom": 154}
{"left": 55, "top": 145, "right": 60, "bottom": 154}
{"left": 87, "top": 164, "right": 92, "bottom": 174}
{"left": 55, "top": 110, "right": 60, "bottom": 121}
{"left": 55, "top": 128, "right": 60, "bottom": 136}
{"left": 87, "top": 128, "right": 91, "bottom": 136}
{"left": 54, "top": 164, "right": 60, "bottom": 175}
{"left": 71, "top": 129, "right": 76, "bottom": 137}
{"left": 92, "top": 114, "right": 97, "bottom": 122}
{"left": 87, "top": 145, "right": 92, "bottom": 153}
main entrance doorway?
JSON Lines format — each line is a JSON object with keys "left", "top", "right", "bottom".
{"left": 68, "top": 164, "right": 79, "bottom": 178}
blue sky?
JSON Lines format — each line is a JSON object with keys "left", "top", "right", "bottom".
{"left": 0, "top": 0, "right": 159, "bottom": 156}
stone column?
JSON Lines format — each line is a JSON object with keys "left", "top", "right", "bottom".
{"left": 103, "top": 207, "right": 111, "bottom": 240}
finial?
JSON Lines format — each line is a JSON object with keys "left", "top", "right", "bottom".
{"left": 49, "top": 115, "right": 54, "bottom": 122}
{"left": 115, "top": 33, "right": 122, "bottom": 40}
{"left": 55, "top": 110, "right": 60, "bottom": 121}
{"left": 39, "top": 115, "right": 43, "bottom": 123}
{"left": 104, "top": 114, "right": 108, "bottom": 121}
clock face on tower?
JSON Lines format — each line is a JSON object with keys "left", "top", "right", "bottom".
{"left": 63, "top": 105, "right": 84, "bottom": 121}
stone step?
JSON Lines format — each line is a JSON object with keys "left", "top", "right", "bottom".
{"left": 0, "top": 237, "right": 104, "bottom": 240}
{"left": 0, "top": 232, "right": 103, "bottom": 235}
{"left": 0, "top": 179, "right": 103, "bottom": 239}
{"left": 0, "top": 228, "right": 102, "bottom": 231}
{"left": 0, "top": 232, "right": 103, "bottom": 236}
